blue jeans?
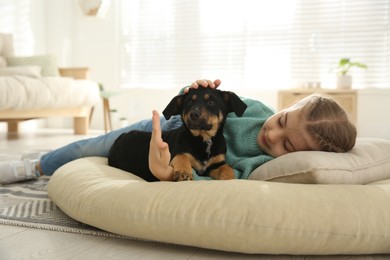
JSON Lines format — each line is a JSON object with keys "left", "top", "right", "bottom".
{"left": 40, "top": 116, "right": 183, "bottom": 175}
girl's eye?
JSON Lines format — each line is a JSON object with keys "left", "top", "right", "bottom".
{"left": 278, "top": 117, "right": 283, "bottom": 127}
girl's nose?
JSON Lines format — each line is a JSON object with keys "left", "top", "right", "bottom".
{"left": 267, "top": 128, "right": 284, "bottom": 144}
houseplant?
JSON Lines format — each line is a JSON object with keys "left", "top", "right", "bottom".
{"left": 335, "top": 58, "right": 367, "bottom": 89}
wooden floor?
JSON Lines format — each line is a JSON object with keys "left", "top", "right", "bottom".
{"left": 0, "top": 128, "right": 388, "bottom": 260}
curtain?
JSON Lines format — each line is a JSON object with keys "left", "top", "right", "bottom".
{"left": 120, "top": 0, "right": 390, "bottom": 89}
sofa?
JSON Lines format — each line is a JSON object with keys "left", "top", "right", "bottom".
{"left": 48, "top": 137, "right": 390, "bottom": 255}
{"left": 0, "top": 33, "right": 100, "bottom": 134}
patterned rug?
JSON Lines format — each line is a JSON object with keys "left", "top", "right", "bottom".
{"left": 0, "top": 177, "right": 126, "bottom": 238}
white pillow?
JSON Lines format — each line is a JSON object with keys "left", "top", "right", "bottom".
{"left": 249, "top": 138, "right": 390, "bottom": 184}
{"left": 48, "top": 156, "right": 390, "bottom": 255}
{"left": 0, "top": 33, "right": 14, "bottom": 57}
{"left": 0, "top": 35, "right": 4, "bottom": 67}
{"left": 0, "top": 56, "right": 6, "bottom": 67}
{"left": 0, "top": 66, "right": 42, "bottom": 78}
{"left": 0, "top": 36, "right": 3, "bottom": 54}
{"left": 6, "top": 54, "right": 59, "bottom": 77}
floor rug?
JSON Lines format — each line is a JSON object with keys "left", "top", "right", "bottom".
{"left": 0, "top": 177, "right": 127, "bottom": 238}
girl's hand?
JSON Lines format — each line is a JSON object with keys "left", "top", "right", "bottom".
{"left": 148, "top": 110, "right": 173, "bottom": 181}
{"left": 183, "top": 79, "right": 222, "bottom": 93}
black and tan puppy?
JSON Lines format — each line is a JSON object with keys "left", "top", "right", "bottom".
{"left": 108, "top": 87, "right": 247, "bottom": 182}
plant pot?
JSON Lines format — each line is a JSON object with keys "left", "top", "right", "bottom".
{"left": 110, "top": 109, "right": 119, "bottom": 130}
{"left": 119, "top": 118, "right": 128, "bottom": 128}
{"left": 337, "top": 75, "right": 352, "bottom": 89}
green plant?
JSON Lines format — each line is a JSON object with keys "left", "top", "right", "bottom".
{"left": 336, "top": 58, "right": 367, "bottom": 76}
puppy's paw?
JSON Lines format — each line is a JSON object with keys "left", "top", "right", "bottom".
{"left": 209, "top": 164, "right": 235, "bottom": 180}
{"left": 173, "top": 171, "right": 193, "bottom": 182}
{"left": 219, "top": 170, "right": 235, "bottom": 180}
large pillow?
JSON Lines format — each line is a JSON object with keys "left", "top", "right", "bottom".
{"left": 249, "top": 138, "right": 390, "bottom": 184}
{"left": 6, "top": 54, "right": 59, "bottom": 77}
{"left": 0, "top": 33, "right": 14, "bottom": 57}
{"left": 0, "top": 36, "right": 3, "bottom": 54}
{"left": 0, "top": 66, "right": 42, "bottom": 78}
{"left": 0, "top": 57, "right": 6, "bottom": 67}
{"left": 48, "top": 156, "right": 390, "bottom": 255}
{"left": 0, "top": 36, "right": 5, "bottom": 67}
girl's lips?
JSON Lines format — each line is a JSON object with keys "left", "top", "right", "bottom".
{"left": 261, "top": 130, "right": 268, "bottom": 148}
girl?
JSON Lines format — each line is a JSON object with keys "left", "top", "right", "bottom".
{"left": 148, "top": 79, "right": 357, "bottom": 181}
{"left": 0, "top": 79, "right": 357, "bottom": 183}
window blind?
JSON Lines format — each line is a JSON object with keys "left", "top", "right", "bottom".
{"left": 0, "top": 0, "right": 34, "bottom": 55}
{"left": 120, "top": 0, "right": 390, "bottom": 89}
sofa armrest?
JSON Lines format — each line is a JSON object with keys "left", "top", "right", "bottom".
{"left": 59, "top": 67, "right": 90, "bottom": 79}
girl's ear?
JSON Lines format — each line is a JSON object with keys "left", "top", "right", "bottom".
{"left": 162, "top": 94, "right": 184, "bottom": 119}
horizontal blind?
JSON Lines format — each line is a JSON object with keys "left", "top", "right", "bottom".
{"left": 120, "top": 0, "right": 390, "bottom": 89}
{"left": 0, "top": 0, "right": 34, "bottom": 55}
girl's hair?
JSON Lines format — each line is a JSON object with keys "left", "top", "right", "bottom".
{"left": 296, "top": 94, "right": 357, "bottom": 152}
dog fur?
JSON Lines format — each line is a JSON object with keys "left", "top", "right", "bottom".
{"left": 108, "top": 87, "right": 247, "bottom": 182}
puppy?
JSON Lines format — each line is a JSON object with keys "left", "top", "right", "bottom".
{"left": 108, "top": 87, "right": 247, "bottom": 182}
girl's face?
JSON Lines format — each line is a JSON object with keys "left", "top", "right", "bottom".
{"left": 257, "top": 105, "right": 321, "bottom": 157}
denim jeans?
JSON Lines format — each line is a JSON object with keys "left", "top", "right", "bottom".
{"left": 40, "top": 115, "right": 182, "bottom": 175}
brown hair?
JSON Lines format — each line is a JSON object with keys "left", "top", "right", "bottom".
{"left": 296, "top": 94, "right": 357, "bottom": 152}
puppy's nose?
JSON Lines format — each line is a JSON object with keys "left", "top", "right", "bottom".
{"left": 189, "top": 110, "right": 200, "bottom": 121}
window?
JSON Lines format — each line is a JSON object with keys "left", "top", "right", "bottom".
{"left": 120, "top": 0, "right": 390, "bottom": 89}
{"left": 0, "top": 0, "right": 35, "bottom": 55}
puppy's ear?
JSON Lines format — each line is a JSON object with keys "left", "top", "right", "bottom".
{"left": 222, "top": 91, "right": 247, "bottom": 117}
{"left": 162, "top": 94, "right": 184, "bottom": 119}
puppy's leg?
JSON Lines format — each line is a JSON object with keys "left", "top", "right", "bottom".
{"left": 170, "top": 154, "right": 193, "bottom": 181}
{"left": 209, "top": 164, "right": 235, "bottom": 180}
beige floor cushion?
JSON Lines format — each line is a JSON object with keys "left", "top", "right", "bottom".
{"left": 48, "top": 156, "right": 390, "bottom": 255}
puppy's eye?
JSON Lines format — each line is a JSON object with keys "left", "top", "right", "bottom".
{"left": 207, "top": 100, "right": 216, "bottom": 107}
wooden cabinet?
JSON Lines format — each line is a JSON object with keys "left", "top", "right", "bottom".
{"left": 58, "top": 67, "right": 90, "bottom": 79}
{"left": 278, "top": 89, "right": 357, "bottom": 125}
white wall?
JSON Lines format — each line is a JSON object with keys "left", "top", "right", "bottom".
{"left": 1, "top": 0, "right": 389, "bottom": 139}
{"left": 357, "top": 89, "right": 390, "bottom": 139}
